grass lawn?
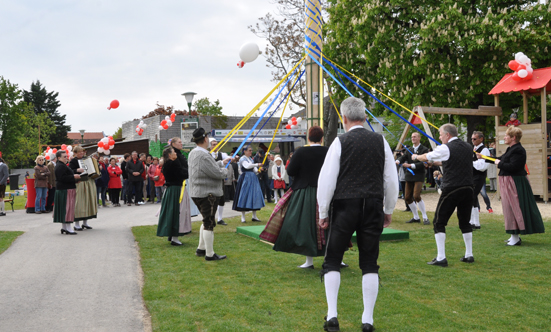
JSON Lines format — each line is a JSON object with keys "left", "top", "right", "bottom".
{"left": 0, "top": 231, "right": 24, "bottom": 255}
{"left": 133, "top": 204, "right": 550, "bottom": 332}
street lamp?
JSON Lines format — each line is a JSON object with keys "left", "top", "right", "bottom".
{"left": 181, "top": 92, "right": 197, "bottom": 112}
{"left": 79, "top": 129, "right": 85, "bottom": 144}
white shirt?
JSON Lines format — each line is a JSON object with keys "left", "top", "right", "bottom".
{"left": 239, "top": 156, "right": 258, "bottom": 173}
{"left": 317, "top": 125, "right": 399, "bottom": 218}
{"left": 410, "top": 144, "right": 421, "bottom": 169}
{"left": 473, "top": 143, "right": 490, "bottom": 172}
{"left": 426, "top": 137, "right": 457, "bottom": 162}
{"left": 210, "top": 151, "right": 228, "bottom": 160}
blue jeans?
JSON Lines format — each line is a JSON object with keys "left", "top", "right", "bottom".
{"left": 97, "top": 186, "right": 107, "bottom": 206}
{"left": 480, "top": 184, "right": 492, "bottom": 210}
{"left": 155, "top": 186, "right": 164, "bottom": 203}
{"left": 35, "top": 187, "right": 48, "bottom": 212}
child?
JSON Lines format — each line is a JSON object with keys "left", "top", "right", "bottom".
{"left": 153, "top": 158, "right": 165, "bottom": 204}
{"left": 505, "top": 113, "right": 521, "bottom": 126}
{"left": 271, "top": 156, "right": 287, "bottom": 204}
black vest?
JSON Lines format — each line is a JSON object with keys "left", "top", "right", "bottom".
{"left": 213, "top": 151, "right": 223, "bottom": 161}
{"left": 442, "top": 139, "right": 474, "bottom": 188}
{"left": 333, "top": 128, "right": 385, "bottom": 200}
{"left": 472, "top": 145, "right": 487, "bottom": 179}
{"left": 240, "top": 157, "right": 254, "bottom": 173}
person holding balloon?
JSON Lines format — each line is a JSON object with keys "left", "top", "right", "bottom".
{"left": 69, "top": 146, "right": 97, "bottom": 230}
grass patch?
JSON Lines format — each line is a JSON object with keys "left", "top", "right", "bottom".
{"left": 0, "top": 231, "right": 24, "bottom": 255}
{"left": 133, "top": 204, "right": 550, "bottom": 331}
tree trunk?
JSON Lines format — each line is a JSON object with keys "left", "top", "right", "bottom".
{"left": 323, "top": 96, "right": 338, "bottom": 146}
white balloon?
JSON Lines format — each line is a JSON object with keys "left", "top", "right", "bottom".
{"left": 104, "top": 149, "right": 110, "bottom": 155}
{"left": 515, "top": 52, "right": 525, "bottom": 62}
{"left": 159, "top": 125, "right": 164, "bottom": 130}
{"left": 168, "top": 121, "right": 173, "bottom": 127}
{"left": 527, "top": 67, "right": 533, "bottom": 74}
{"left": 135, "top": 127, "right": 140, "bottom": 133}
{"left": 519, "top": 55, "right": 530, "bottom": 64}
{"left": 141, "top": 123, "right": 147, "bottom": 129}
{"left": 102, "top": 137, "right": 109, "bottom": 144}
{"left": 165, "top": 116, "right": 170, "bottom": 121}
{"left": 518, "top": 69, "right": 528, "bottom": 78}
{"left": 291, "top": 125, "right": 298, "bottom": 129}
{"left": 239, "top": 42, "right": 260, "bottom": 63}
{"left": 109, "top": 144, "right": 114, "bottom": 150}
{"left": 287, "top": 120, "right": 292, "bottom": 125}
{"left": 67, "top": 146, "right": 72, "bottom": 151}
{"left": 297, "top": 117, "right": 302, "bottom": 123}
{"left": 98, "top": 147, "right": 105, "bottom": 153}
{"left": 139, "top": 120, "right": 144, "bottom": 125}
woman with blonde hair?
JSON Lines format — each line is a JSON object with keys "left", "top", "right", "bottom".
{"left": 34, "top": 155, "right": 50, "bottom": 214}
{"left": 68, "top": 146, "right": 98, "bottom": 230}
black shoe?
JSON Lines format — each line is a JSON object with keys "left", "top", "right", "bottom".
{"left": 251, "top": 218, "right": 261, "bottom": 222}
{"left": 406, "top": 218, "right": 421, "bottom": 223}
{"left": 472, "top": 225, "right": 481, "bottom": 230}
{"left": 196, "top": 249, "right": 206, "bottom": 257}
{"left": 362, "top": 323, "right": 374, "bottom": 332}
{"left": 168, "top": 237, "right": 172, "bottom": 242}
{"left": 0, "top": 212, "right": 6, "bottom": 216}
{"left": 460, "top": 256, "right": 475, "bottom": 263}
{"left": 507, "top": 238, "right": 522, "bottom": 246}
{"left": 217, "top": 220, "right": 228, "bottom": 226}
{"left": 340, "top": 262, "right": 349, "bottom": 268}
{"left": 82, "top": 225, "right": 93, "bottom": 230}
{"left": 298, "top": 265, "right": 314, "bottom": 269}
{"left": 323, "top": 317, "right": 339, "bottom": 332}
{"left": 423, "top": 218, "right": 430, "bottom": 225}
{"left": 74, "top": 226, "right": 83, "bottom": 231}
{"left": 171, "top": 241, "right": 183, "bottom": 246}
{"left": 61, "top": 229, "right": 77, "bottom": 235}
{"left": 205, "top": 253, "right": 227, "bottom": 261}
{"left": 427, "top": 258, "right": 448, "bottom": 267}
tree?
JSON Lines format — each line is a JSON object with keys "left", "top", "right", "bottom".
{"left": 23, "top": 80, "right": 72, "bottom": 145}
{"left": 325, "top": 1, "right": 551, "bottom": 140}
{"left": 112, "top": 127, "right": 123, "bottom": 140}
{"left": 193, "top": 97, "right": 224, "bottom": 116}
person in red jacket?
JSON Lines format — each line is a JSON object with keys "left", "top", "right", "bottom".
{"left": 153, "top": 158, "right": 165, "bottom": 204}
{"left": 148, "top": 157, "right": 159, "bottom": 203}
{"left": 107, "top": 157, "right": 123, "bottom": 207}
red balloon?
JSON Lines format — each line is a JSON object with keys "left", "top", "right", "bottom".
{"left": 162, "top": 124, "right": 169, "bottom": 130}
{"left": 517, "top": 64, "right": 526, "bottom": 71}
{"left": 237, "top": 61, "right": 245, "bottom": 68}
{"left": 108, "top": 136, "right": 113, "bottom": 140}
{"left": 108, "top": 100, "right": 120, "bottom": 110}
{"left": 285, "top": 124, "right": 291, "bottom": 129}
{"left": 292, "top": 120, "right": 298, "bottom": 125}
{"left": 291, "top": 117, "right": 297, "bottom": 121}
{"left": 45, "top": 155, "right": 50, "bottom": 160}
{"left": 98, "top": 141, "right": 104, "bottom": 148}
{"left": 170, "top": 114, "right": 176, "bottom": 121}
{"left": 109, "top": 139, "right": 115, "bottom": 146}
{"left": 52, "top": 148, "right": 57, "bottom": 153}
{"left": 508, "top": 60, "right": 520, "bottom": 71}
{"left": 138, "top": 131, "right": 143, "bottom": 136}
{"left": 61, "top": 144, "right": 67, "bottom": 149}
{"left": 525, "top": 71, "right": 533, "bottom": 80}
{"left": 161, "top": 120, "right": 167, "bottom": 126}
{"left": 512, "top": 72, "right": 521, "bottom": 81}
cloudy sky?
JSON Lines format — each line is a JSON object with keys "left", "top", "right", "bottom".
{"left": 0, "top": 0, "right": 279, "bottom": 135}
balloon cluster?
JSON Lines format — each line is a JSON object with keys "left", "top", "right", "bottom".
{"left": 97, "top": 136, "right": 115, "bottom": 155}
{"left": 237, "top": 42, "right": 260, "bottom": 68}
{"left": 159, "top": 113, "right": 176, "bottom": 130}
{"left": 508, "top": 52, "right": 533, "bottom": 81}
{"left": 44, "top": 144, "right": 73, "bottom": 161}
{"left": 285, "top": 117, "right": 302, "bottom": 129}
{"left": 107, "top": 100, "right": 120, "bottom": 110}
{"left": 136, "top": 120, "right": 148, "bottom": 136}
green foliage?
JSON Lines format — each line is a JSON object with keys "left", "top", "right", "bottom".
{"left": 23, "top": 80, "right": 71, "bottom": 145}
{"left": 325, "top": 1, "right": 551, "bottom": 138}
{"left": 210, "top": 115, "right": 228, "bottom": 129}
{"left": 112, "top": 127, "right": 123, "bottom": 140}
{"left": 193, "top": 97, "right": 224, "bottom": 116}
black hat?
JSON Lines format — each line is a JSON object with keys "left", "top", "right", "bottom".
{"left": 191, "top": 128, "right": 209, "bottom": 142}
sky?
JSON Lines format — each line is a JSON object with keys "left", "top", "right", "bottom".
{"left": 0, "top": 0, "right": 279, "bottom": 135}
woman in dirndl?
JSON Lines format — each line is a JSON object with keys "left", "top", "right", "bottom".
{"left": 170, "top": 137, "right": 197, "bottom": 235}
{"left": 232, "top": 146, "right": 265, "bottom": 222}
{"left": 157, "top": 146, "right": 187, "bottom": 246}
{"left": 53, "top": 150, "right": 80, "bottom": 235}
{"left": 68, "top": 146, "right": 97, "bottom": 231}
{"left": 492, "top": 126, "right": 545, "bottom": 245}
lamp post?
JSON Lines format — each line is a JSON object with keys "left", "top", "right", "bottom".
{"left": 79, "top": 129, "right": 85, "bottom": 144}
{"left": 181, "top": 92, "right": 197, "bottom": 112}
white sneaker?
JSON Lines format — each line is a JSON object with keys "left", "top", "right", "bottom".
{"left": 138, "top": 201, "right": 146, "bottom": 205}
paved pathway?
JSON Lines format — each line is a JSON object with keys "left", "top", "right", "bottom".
{"left": 0, "top": 202, "right": 242, "bottom": 332}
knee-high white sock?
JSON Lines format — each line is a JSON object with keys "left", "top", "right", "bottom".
{"left": 274, "top": 190, "right": 279, "bottom": 202}
{"left": 198, "top": 224, "right": 205, "bottom": 250}
{"left": 0, "top": 201, "right": 5, "bottom": 212}
{"left": 82, "top": 219, "right": 89, "bottom": 227}
{"left": 203, "top": 230, "right": 214, "bottom": 257}
{"left": 66, "top": 223, "right": 75, "bottom": 232}
{"left": 463, "top": 232, "right": 473, "bottom": 257}
{"left": 217, "top": 205, "right": 224, "bottom": 221}
{"left": 74, "top": 221, "right": 80, "bottom": 228}
{"left": 324, "top": 271, "right": 340, "bottom": 320}
{"left": 252, "top": 211, "right": 258, "bottom": 219}
{"left": 470, "top": 207, "right": 479, "bottom": 226}
{"left": 241, "top": 212, "right": 246, "bottom": 222}
{"left": 299, "top": 256, "right": 313, "bottom": 268}
{"left": 362, "top": 273, "right": 379, "bottom": 325}
{"left": 417, "top": 200, "right": 428, "bottom": 219}
{"left": 408, "top": 202, "right": 419, "bottom": 220}
{"left": 435, "top": 232, "right": 446, "bottom": 260}
{"left": 172, "top": 236, "right": 181, "bottom": 244}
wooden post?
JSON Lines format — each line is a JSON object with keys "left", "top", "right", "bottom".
{"left": 305, "top": 0, "right": 322, "bottom": 134}
{"left": 494, "top": 95, "right": 501, "bottom": 201}
{"left": 542, "top": 87, "right": 548, "bottom": 201}
{"left": 523, "top": 91, "right": 529, "bottom": 124}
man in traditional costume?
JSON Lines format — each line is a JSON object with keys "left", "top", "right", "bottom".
{"left": 413, "top": 123, "right": 475, "bottom": 266}
{"left": 470, "top": 131, "right": 491, "bottom": 229}
{"left": 318, "top": 97, "right": 398, "bottom": 332}
{"left": 189, "top": 128, "right": 231, "bottom": 261}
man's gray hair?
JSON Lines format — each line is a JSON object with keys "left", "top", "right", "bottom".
{"left": 440, "top": 123, "right": 458, "bottom": 137}
{"left": 473, "top": 131, "right": 484, "bottom": 139}
{"left": 341, "top": 97, "right": 366, "bottom": 122}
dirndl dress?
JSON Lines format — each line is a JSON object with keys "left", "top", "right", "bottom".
{"left": 157, "top": 185, "right": 187, "bottom": 237}
{"left": 232, "top": 169, "right": 265, "bottom": 212}
{"left": 74, "top": 178, "right": 98, "bottom": 221}
{"left": 53, "top": 189, "right": 76, "bottom": 223}
{"left": 499, "top": 175, "right": 545, "bottom": 235}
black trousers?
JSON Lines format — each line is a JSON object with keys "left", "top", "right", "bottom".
{"left": 45, "top": 187, "right": 56, "bottom": 211}
{"left": 323, "top": 198, "right": 384, "bottom": 275}
{"left": 109, "top": 188, "right": 121, "bottom": 204}
{"left": 127, "top": 180, "right": 143, "bottom": 204}
{"left": 472, "top": 175, "right": 486, "bottom": 208}
{"left": 258, "top": 173, "right": 272, "bottom": 202}
{"left": 192, "top": 195, "right": 219, "bottom": 231}
{"left": 217, "top": 181, "right": 226, "bottom": 206}
{"left": 433, "top": 185, "right": 473, "bottom": 234}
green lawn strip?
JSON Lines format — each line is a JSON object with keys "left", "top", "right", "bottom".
{"left": 0, "top": 231, "right": 24, "bottom": 255}
{"left": 133, "top": 204, "right": 551, "bottom": 331}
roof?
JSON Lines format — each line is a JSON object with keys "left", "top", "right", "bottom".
{"left": 489, "top": 67, "right": 551, "bottom": 96}
{"left": 67, "top": 132, "right": 105, "bottom": 140}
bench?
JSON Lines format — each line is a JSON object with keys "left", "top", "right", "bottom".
{"left": 3, "top": 193, "right": 15, "bottom": 212}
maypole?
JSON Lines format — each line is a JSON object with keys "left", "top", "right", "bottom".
{"left": 305, "top": 0, "right": 323, "bottom": 134}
